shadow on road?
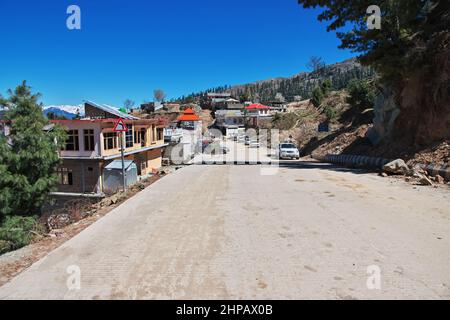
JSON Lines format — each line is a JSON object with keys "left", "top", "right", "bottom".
{"left": 278, "top": 160, "right": 374, "bottom": 175}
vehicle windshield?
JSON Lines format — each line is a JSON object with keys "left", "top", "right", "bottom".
{"left": 280, "top": 144, "right": 296, "bottom": 149}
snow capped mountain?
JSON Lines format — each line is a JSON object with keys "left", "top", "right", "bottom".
{"left": 43, "top": 105, "right": 85, "bottom": 119}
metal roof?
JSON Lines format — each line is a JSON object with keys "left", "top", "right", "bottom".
{"left": 104, "top": 160, "right": 136, "bottom": 170}
{"left": 85, "top": 101, "right": 140, "bottom": 120}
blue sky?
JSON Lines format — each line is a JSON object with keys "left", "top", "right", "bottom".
{"left": 0, "top": 0, "right": 355, "bottom": 106}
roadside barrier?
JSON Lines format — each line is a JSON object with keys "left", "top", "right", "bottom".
{"left": 313, "top": 154, "right": 450, "bottom": 181}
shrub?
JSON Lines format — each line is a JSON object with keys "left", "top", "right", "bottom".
{"left": 0, "top": 240, "right": 12, "bottom": 255}
{"left": 0, "top": 216, "right": 45, "bottom": 253}
{"left": 311, "top": 86, "right": 324, "bottom": 108}
{"left": 346, "top": 79, "right": 376, "bottom": 111}
{"left": 324, "top": 105, "right": 337, "bottom": 120}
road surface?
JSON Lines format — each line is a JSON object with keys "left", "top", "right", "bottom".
{"left": 1, "top": 162, "right": 449, "bottom": 299}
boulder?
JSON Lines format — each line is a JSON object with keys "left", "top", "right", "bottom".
{"left": 434, "top": 175, "right": 445, "bottom": 184}
{"left": 383, "top": 159, "right": 409, "bottom": 175}
{"left": 418, "top": 175, "right": 433, "bottom": 186}
{"left": 367, "top": 86, "right": 401, "bottom": 145}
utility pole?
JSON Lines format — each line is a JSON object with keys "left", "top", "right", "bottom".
{"left": 120, "top": 131, "right": 126, "bottom": 192}
{"left": 113, "top": 118, "right": 128, "bottom": 192}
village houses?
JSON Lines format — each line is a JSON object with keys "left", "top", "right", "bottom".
{"left": 51, "top": 101, "right": 168, "bottom": 196}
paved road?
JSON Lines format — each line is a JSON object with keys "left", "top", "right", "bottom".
{"left": 1, "top": 163, "right": 450, "bottom": 299}
{"left": 190, "top": 139, "right": 274, "bottom": 164}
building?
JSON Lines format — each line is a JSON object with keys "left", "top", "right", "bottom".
{"left": 163, "top": 108, "right": 202, "bottom": 163}
{"left": 267, "top": 101, "right": 288, "bottom": 114}
{"left": 215, "top": 98, "right": 244, "bottom": 110}
{"left": 140, "top": 102, "right": 164, "bottom": 113}
{"left": 200, "top": 92, "right": 232, "bottom": 109}
{"left": 245, "top": 103, "right": 271, "bottom": 127}
{"left": 215, "top": 109, "right": 245, "bottom": 137}
{"left": 51, "top": 101, "right": 168, "bottom": 197}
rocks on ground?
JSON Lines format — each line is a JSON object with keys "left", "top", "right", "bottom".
{"left": 383, "top": 159, "right": 409, "bottom": 175}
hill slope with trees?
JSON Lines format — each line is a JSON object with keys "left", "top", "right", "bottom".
{"left": 176, "top": 58, "right": 375, "bottom": 104}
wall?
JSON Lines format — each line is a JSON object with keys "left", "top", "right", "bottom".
{"left": 58, "top": 122, "right": 102, "bottom": 158}
{"left": 56, "top": 159, "right": 102, "bottom": 194}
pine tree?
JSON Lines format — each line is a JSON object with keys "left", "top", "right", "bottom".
{"left": 0, "top": 81, "right": 66, "bottom": 220}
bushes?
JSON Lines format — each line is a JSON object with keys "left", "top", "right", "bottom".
{"left": 324, "top": 105, "right": 337, "bottom": 121}
{"left": 311, "top": 86, "right": 324, "bottom": 108}
{"left": 0, "top": 216, "right": 46, "bottom": 254}
{"left": 346, "top": 79, "right": 376, "bottom": 111}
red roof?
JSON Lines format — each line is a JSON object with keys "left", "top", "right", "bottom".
{"left": 245, "top": 103, "right": 269, "bottom": 110}
{"left": 177, "top": 108, "right": 200, "bottom": 121}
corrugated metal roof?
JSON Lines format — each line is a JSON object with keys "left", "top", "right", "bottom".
{"left": 215, "top": 110, "right": 243, "bottom": 117}
{"left": 85, "top": 101, "right": 140, "bottom": 120}
{"left": 104, "top": 160, "right": 136, "bottom": 170}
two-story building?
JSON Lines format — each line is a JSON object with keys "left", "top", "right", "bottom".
{"left": 52, "top": 101, "right": 168, "bottom": 197}
{"left": 215, "top": 109, "right": 245, "bottom": 138}
{"left": 245, "top": 103, "right": 271, "bottom": 127}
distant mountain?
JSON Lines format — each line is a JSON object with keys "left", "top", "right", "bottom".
{"left": 178, "top": 58, "right": 376, "bottom": 104}
{"left": 43, "top": 105, "right": 84, "bottom": 119}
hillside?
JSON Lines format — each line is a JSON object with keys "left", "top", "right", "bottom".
{"left": 178, "top": 58, "right": 375, "bottom": 104}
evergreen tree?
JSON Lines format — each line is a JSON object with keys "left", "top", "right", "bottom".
{"left": 346, "top": 79, "right": 376, "bottom": 111}
{"left": 311, "top": 86, "right": 324, "bottom": 108}
{"left": 0, "top": 81, "right": 66, "bottom": 220}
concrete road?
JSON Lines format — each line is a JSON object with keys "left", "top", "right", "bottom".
{"left": 191, "top": 139, "right": 274, "bottom": 164}
{"left": 1, "top": 163, "right": 450, "bottom": 299}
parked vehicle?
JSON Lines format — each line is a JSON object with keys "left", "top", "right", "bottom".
{"left": 278, "top": 143, "right": 300, "bottom": 159}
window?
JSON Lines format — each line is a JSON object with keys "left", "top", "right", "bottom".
{"left": 157, "top": 128, "right": 164, "bottom": 141}
{"left": 140, "top": 128, "right": 146, "bottom": 146}
{"left": 125, "top": 125, "right": 133, "bottom": 148}
{"left": 65, "top": 130, "right": 79, "bottom": 151}
{"left": 103, "top": 132, "right": 117, "bottom": 150}
{"left": 150, "top": 126, "right": 154, "bottom": 143}
{"left": 134, "top": 127, "right": 146, "bottom": 145}
{"left": 84, "top": 129, "right": 95, "bottom": 151}
{"left": 134, "top": 128, "right": 140, "bottom": 144}
{"left": 56, "top": 168, "right": 73, "bottom": 185}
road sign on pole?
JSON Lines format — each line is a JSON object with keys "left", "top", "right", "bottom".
{"left": 113, "top": 118, "right": 128, "bottom": 132}
{"left": 113, "top": 118, "right": 128, "bottom": 191}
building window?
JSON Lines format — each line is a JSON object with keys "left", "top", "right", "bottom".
{"left": 84, "top": 129, "right": 95, "bottom": 151}
{"left": 134, "top": 128, "right": 140, "bottom": 144}
{"left": 140, "top": 128, "right": 146, "bottom": 146}
{"left": 157, "top": 128, "right": 164, "bottom": 141}
{"left": 125, "top": 125, "right": 133, "bottom": 148}
{"left": 103, "top": 132, "right": 117, "bottom": 150}
{"left": 65, "top": 130, "right": 79, "bottom": 151}
{"left": 134, "top": 127, "right": 146, "bottom": 145}
{"left": 57, "top": 168, "right": 73, "bottom": 185}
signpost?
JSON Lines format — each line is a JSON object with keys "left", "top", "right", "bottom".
{"left": 113, "top": 118, "right": 128, "bottom": 192}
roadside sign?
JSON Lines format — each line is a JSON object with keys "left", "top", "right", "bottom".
{"left": 318, "top": 122, "right": 329, "bottom": 132}
{"left": 113, "top": 118, "right": 128, "bottom": 132}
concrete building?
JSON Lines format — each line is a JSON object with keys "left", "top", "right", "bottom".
{"left": 51, "top": 101, "right": 168, "bottom": 197}
{"left": 215, "top": 109, "right": 245, "bottom": 137}
{"left": 163, "top": 108, "right": 202, "bottom": 163}
{"left": 200, "top": 92, "right": 232, "bottom": 109}
{"left": 245, "top": 103, "right": 271, "bottom": 127}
